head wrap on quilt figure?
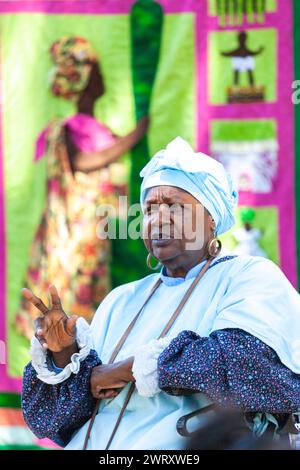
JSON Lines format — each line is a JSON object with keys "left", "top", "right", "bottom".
{"left": 49, "top": 36, "right": 98, "bottom": 101}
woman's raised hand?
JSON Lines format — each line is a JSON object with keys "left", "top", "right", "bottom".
{"left": 134, "top": 116, "right": 149, "bottom": 140}
{"left": 21, "top": 285, "right": 78, "bottom": 353}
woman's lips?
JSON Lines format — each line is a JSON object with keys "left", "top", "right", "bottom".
{"left": 152, "top": 238, "right": 173, "bottom": 247}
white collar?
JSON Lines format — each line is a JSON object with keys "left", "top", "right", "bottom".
{"left": 159, "top": 254, "right": 223, "bottom": 286}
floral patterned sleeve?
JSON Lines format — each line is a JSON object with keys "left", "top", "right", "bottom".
{"left": 157, "top": 329, "right": 300, "bottom": 413}
{"left": 22, "top": 349, "right": 101, "bottom": 448}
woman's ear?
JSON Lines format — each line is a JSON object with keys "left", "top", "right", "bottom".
{"left": 210, "top": 216, "right": 216, "bottom": 233}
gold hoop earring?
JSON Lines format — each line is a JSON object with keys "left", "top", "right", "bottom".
{"left": 146, "top": 253, "right": 162, "bottom": 271}
{"left": 207, "top": 238, "right": 222, "bottom": 258}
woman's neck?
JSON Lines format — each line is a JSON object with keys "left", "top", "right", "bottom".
{"left": 77, "top": 95, "right": 95, "bottom": 116}
{"left": 165, "top": 254, "right": 209, "bottom": 278}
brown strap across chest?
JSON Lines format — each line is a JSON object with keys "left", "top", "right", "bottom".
{"left": 83, "top": 257, "right": 213, "bottom": 450}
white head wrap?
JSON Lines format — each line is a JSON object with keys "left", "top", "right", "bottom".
{"left": 140, "top": 137, "right": 238, "bottom": 235}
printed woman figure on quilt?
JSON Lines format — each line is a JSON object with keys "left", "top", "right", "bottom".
{"left": 14, "top": 36, "right": 148, "bottom": 340}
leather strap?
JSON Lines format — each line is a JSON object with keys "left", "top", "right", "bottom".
{"left": 83, "top": 257, "right": 213, "bottom": 450}
{"left": 82, "top": 277, "right": 162, "bottom": 450}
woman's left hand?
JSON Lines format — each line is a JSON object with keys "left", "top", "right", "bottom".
{"left": 90, "top": 357, "right": 135, "bottom": 399}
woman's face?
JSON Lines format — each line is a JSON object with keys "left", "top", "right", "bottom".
{"left": 50, "top": 61, "right": 103, "bottom": 101}
{"left": 143, "top": 185, "right": 215, "bottom": 273}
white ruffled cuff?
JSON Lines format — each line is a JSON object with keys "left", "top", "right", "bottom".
{"left": 30, "top": 317, "right": 93, "bottom": 385}
{"left": 132, "top": 337, "right": 172, "bottom": 398}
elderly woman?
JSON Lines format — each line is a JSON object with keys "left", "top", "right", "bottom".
{"left": 22, "top": 137, "right": 300, "bottom": 450}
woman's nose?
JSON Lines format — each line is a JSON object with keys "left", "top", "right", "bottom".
{"left": 152, "top": 206, "right": 172, "bottom": 227}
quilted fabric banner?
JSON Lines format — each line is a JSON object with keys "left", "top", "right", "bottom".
{"left": 0, "top": 0, "right": 298, "bottom": 448}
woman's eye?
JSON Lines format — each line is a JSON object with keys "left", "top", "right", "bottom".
{"left": 171, "top": 204, "right": 184, "bottom": 212}
{"left": 144, "top": 203, "right": 185, "bottom": 215}
{"left": 146, "top": 206, "right": 159, "bottom": 215}
{"left": 146, "top": 208, "right": 153, "bottom": 215}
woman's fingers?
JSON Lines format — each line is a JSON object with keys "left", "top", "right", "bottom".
{"left": 92, "top": 389, "right": 119, "bottom": 399}
{"left": 21, "top": 288, "right": 49, "bottom": 315}
{"left": 94, "top": 381, "right": 127, "bottom": 395}
{"left": 91, "top": 381, "right": 127, "bottom": 398}
{"left": 34, "top": 318, "right": 48, "bottom": 349}
{"left": 49, "top": 285, "right": 62, "bottom": 310}
{"left": 35, "top": 326, "right": 48, "bottom": 349}
{"left": 98, "top": 390, "right": 119, "bottom": 399}
{"left": 65, "top": 315, "right": 78, "bottom": 336}
{"left": 34, "top": 317, "right": 44, "bottom": 330}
